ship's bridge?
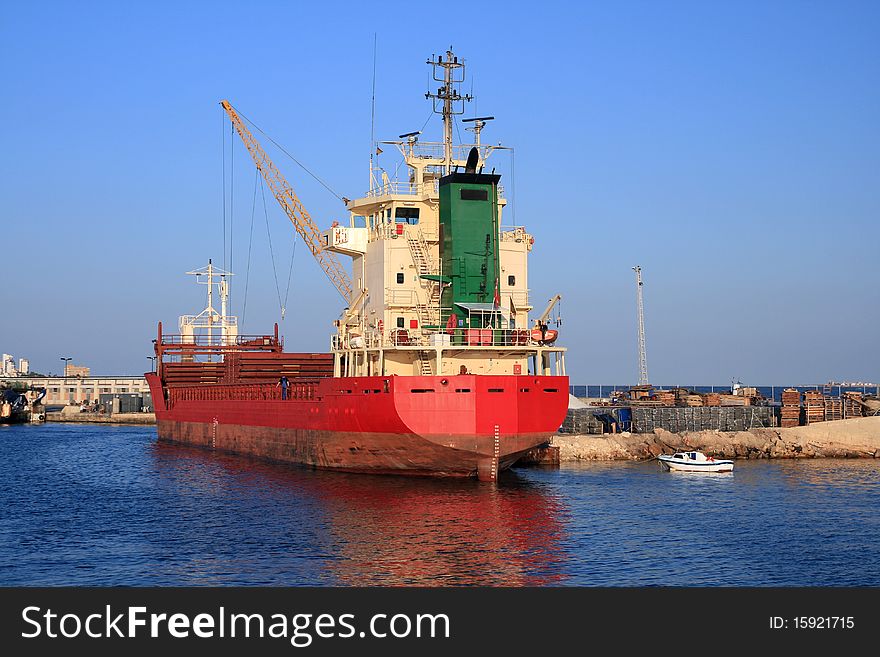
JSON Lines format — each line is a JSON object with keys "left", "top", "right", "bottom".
{"left": 319, "top": 48, "right": 563, "bottom": 380}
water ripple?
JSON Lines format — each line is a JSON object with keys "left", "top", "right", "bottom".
{"left": 1, "top": 424, "right": 878, "bottom": 586}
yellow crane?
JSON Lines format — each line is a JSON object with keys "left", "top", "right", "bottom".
{"left": 220, "top": 100, "right": 352, "bottom": 301}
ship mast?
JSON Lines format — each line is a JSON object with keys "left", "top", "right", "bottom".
{"left": 426, "top": 49, "right": 471, "bottom": 174}
{"left": 180, "top": 260, "right": 238, "bottom": 348}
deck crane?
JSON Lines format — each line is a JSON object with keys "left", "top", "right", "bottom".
{"left": 633, "top": 266, "right": 649, "bottom": 386}
{"left": 531, "top": 294, "right": 562, "bottom": 345}
{"left": 220, "top": 100, "right": 352, "bottom": 302}
{"left": 535, "top": 295, "right": 562, "bottom": 327}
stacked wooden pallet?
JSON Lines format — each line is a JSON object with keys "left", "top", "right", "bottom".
{"left": 629, "top": 399, "right": 666, "bottom": 407}
{"left": 702, "top": 393, "right": 722, "bottom": 406}
{"left": 780, "top": 388, "right": 802, "bottom": 427}
{"left": 719, "top": 394, "right": 748, "bottom": 406}
{"left": 654, "top": 391, "right": 676, "bottom": 406}
{"left": 824, "top": 396, "right": 843, "bottom": 421}
{"left": 804, "top": 390, "right": 825, "bottom": 424}
{"left": 683, "top": 394, "right": 704, "bottom": 407}
{"left": 843, "top": 392, "right": 864, "bottom": 418}
{"left": 671, "top": 388, "right": 691, "bottom": 404}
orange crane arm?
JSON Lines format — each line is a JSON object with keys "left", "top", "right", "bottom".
{"left": 220, "top": 100, "right": 352, "bottom": 301}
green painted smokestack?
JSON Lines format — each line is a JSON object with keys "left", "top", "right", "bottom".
{"left": 438, "top": 171, "right": 502, "bottom": 329}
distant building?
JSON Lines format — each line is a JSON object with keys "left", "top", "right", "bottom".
{"left": 1, "top": 375, "right": 151, "bottom": 407}
{"left": 66, "top": 364, "right": 91, "bottom": 378}
{"left": 18, "top": 358, "right": 29, "bottom": 375}
{"left": 1, "top": 354, "right": 14, "bottom": 377}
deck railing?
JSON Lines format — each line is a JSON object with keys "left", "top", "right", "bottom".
{"left": 168, "top": 380, "right": 321, "bottom": 405}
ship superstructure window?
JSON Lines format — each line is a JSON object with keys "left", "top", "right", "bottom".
{"left": 396, "top": 317, "right": 405, "bottom": 328}
{"left": 508, "top": 275, "right": 516, "bottom": 286}
{"left": 396, "top": 272, "right": 405, "bottom": 284}
{"left": 460, "top": 188, "right": 488, "bottom": 201}
{"left": 395, "top": 207, "right": 420, "bottom": 225}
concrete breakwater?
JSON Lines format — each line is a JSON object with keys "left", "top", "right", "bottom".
{"left": 46, "top": 411, "right": 156, "bottom": 425}
{"left": 553, "top": 416, "right": 880, "bottom": 461}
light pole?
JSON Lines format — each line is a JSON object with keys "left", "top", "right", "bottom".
{"left": 147, "top": 356, "right": 156, "bottom": 372}
{"left": 60, "top": 357, "right": 72, "bottom": 406}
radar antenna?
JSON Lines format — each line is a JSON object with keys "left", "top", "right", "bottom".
{"left": 426, "top": 49, "right": 472, "bottom": 174}
{"left": 462, "top": 116, "right": 494, "bottom": 148}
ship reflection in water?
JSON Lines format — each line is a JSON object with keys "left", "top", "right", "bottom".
{"left": 7, "top": 425, "right": 880, "bottom": 586}
{"left": 149, "top": 441, "right": 568, "bottom": 586}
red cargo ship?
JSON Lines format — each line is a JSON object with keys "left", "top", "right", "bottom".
{"left": 148, "top": 50, "right": 568, "bottom": 481}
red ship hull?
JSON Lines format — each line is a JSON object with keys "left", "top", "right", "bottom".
{"left": 146, "top": 372, "right": 568, "bottom": 481}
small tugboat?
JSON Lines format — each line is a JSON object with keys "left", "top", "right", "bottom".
{"left": 658, "top": 451, "right": 734, "bottom": 473}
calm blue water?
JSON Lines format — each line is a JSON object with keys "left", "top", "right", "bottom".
{"left": 1, "top": 423, "right": 879, "bottom": 586}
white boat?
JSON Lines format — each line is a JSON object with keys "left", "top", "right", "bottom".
{"left": 658, "top": 451, "right": 734, "bottom": 473}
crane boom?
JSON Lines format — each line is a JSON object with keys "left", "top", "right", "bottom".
{"left": 536, "top": 295, "right": 562, "bottom": 324}
{"left": 220, "top": 100, "right": 352, "bottom": 301}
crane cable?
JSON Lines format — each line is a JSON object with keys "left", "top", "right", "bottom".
{"left": 239, "top": 128, "right": 297, "bottom": 325}
{"left": 259, "top": 176, "right": 296, "bottom": 322}
{"left": 229, "top": 103, "right": 345, "bottom": 203}
{"left": 241, "top": 168, "right": 259, "bottom": 329}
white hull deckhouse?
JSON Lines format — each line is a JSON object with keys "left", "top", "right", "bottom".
{"left": 658, "top": 452, "right": 735, "bottom": 473}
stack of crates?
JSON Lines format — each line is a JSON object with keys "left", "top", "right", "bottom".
{"left": 824, "top": 396, "right": 843, "bottom": 421}
{"left": 804, "top": 390, "right": 825, "bottom": 424}
{"left": 780, "top": 389, "right": 802, "bottom": 427}
{"left": 843, "top": 392, "right": 864, "bottom": 419}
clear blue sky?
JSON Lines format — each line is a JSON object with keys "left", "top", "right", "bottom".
{"left": 2, "top": 1, "right": 878, "bottom": 385}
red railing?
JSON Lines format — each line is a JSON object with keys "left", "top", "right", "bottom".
{"left": 167, "top": 381, "right": 321, "bottom": 406}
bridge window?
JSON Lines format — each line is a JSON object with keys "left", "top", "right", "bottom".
{"left": 395, "top": 207, "right": 420, "bottom": 225}
{"left": 396, "top": 317, "right": 405, "bottom": 328}
{"left": 508, "top": 275, "right": 516, "bottom": 286}
{"left": 396, "top": 272, "right": 405, "bottom": 284}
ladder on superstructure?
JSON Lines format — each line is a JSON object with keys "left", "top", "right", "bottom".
{"left": 416, "top": 351, "right": 433, "bottom": 376}
{"left": 407, "top": 231, "right": 441, "bottom": 329}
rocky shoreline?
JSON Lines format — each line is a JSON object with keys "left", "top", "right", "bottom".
{"left": 553, "top": 416, "right": 880, "bottom": 461}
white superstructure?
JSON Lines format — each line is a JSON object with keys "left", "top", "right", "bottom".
{"left": 321, "top": 49, "right": 565, "bottom": 380}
